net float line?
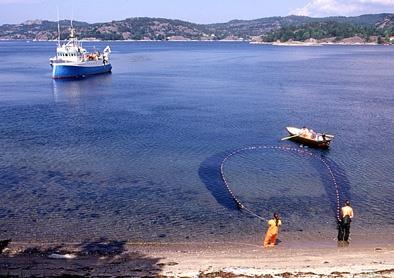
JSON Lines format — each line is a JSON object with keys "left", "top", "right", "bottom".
{"left": 220, "top": 145, "right": 341, "bottom": 222}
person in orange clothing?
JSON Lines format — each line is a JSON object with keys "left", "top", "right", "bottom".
{"left": 263, "top": 213, "right": 282, "bottom": 247}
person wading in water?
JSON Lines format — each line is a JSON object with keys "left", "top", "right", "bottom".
{"left": 338, "top": 200, "right": 354, "bottom": 246}
{"left": 264, "top": 213, "right": 282, "bottom": 247}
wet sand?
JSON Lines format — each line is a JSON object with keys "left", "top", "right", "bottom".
{"left": 1, "top": 234, "right": 393, "bottom": 277}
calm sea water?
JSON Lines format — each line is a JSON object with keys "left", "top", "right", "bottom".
{"left": 0, "top": 41, "right": 393, "bottom": 244}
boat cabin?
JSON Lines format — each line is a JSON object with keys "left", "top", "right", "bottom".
{"left": 50, "top": 26, "right": 111, "bottom": 66}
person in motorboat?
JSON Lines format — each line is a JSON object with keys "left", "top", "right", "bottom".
{"left": 299, "top": 126, "right": 310, "bottom": 138}
{"left": 309, "top": 129, "right": 317, "bottom": 140}
{"left": 299, "top": 127, "right": 319, "bottom": 140}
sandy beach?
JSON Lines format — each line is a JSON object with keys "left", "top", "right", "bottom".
{"left": 1, "top": 233, "right": 393, "bottom": 277}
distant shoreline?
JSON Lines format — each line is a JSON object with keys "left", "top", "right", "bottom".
{"left": 252, "top": 41, "right": 382, "bottom": 46}
{"left": 0, "top": 39, "right": 391, "bottom": 46}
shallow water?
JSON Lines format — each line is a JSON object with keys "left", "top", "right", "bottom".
{"left": 0, "top": 41, "right": 393, "bottom": 243}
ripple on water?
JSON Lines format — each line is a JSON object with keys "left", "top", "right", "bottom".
{"left": 1, "top": 43, "right": 394, "bottom": 242}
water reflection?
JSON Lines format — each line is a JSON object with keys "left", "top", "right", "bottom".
{"left": 52, "top": 73, "right": 113, "bottom": 104}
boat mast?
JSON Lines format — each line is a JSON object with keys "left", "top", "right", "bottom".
{"left": 71, "top": 6, "right": 75, "bottom": 37}
{"left": 69, "top": 7, "right": 76, "bottom": 45}
{"left": 57, "top": 7, "right": 60, "bottom": 47}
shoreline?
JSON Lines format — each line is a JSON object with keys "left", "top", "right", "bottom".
{"left": 1, "top": 235, "right": 393, "bottom": 277}
{"left": 0, "top": 39, "right": 392, "bottom": 46}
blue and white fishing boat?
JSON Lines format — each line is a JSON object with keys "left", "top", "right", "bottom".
{"left": 50, "top": 24, "right": 112, "bottom": 79}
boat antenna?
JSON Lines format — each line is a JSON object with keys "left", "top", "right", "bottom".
{"left": 57, "top": 7, "right": 60, "bottom": 47}
{"left": 70, "top": 5, "right": 75, "bottom": 40}
{"left": 71, "top": 3, "right": 75, "bottom": 30}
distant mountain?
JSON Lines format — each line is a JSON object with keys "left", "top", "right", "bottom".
{"left": 0, "top": 14, "right": 393, "bottom": 42}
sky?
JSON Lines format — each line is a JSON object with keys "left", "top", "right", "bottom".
{"left": 0, "top": 0, "right": 394, "bottom": 25}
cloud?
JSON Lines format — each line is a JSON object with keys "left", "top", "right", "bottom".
{"left": 292, "top": 0, "right": 394, "bottom": 17}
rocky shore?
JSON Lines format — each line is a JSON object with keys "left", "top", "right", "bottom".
{"left": 250, "top": 36, "right": 386, "bottom": 46}
{"left": 1, "top": 236, "right": 393, "bottom": 277}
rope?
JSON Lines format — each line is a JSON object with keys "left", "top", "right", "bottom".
{"left": 220, "top": 145, "right": 342, "bottom": 222}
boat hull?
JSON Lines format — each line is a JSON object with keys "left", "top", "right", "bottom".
{"left": 52, "top": 63, "right": 112, "bottom": 79}
{"left": 288, "top": 135, "right": 330, "bottom": 149}
{"left": 286, "top": 127, "right": 333, "bottom": 149}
